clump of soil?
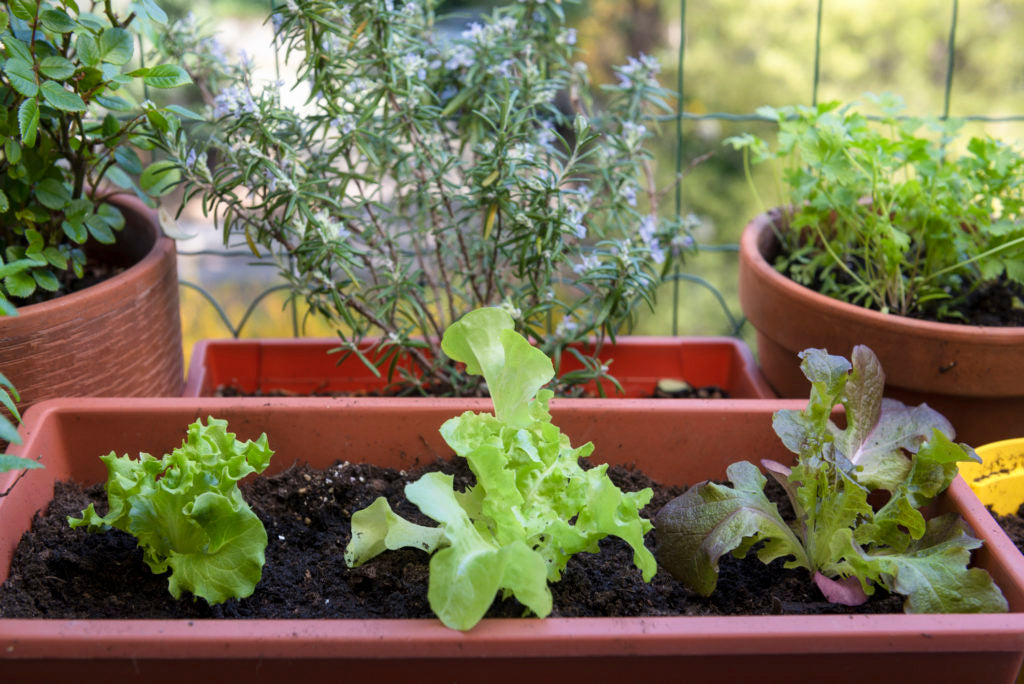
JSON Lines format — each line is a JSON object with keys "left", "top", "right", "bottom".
{"left": 0, "top": 458, "right": 901, "bottom": 620}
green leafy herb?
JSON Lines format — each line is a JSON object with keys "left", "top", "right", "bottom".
{"left": 69, "top": 417, "right": 273, "bottom": 605}
{"left": 345, "top": 307, "right": 657, "bottom": 630}
{"left": 0, "top": 0, "right": 190, "bottom": 305}
{"left": 727, "top": 96, "right": 1024, "bottom": 321}
{"left": 655, "top": 345, "right": 1008, "bottom": 614}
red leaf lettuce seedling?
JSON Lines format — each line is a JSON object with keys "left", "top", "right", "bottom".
{"left": 69, "top": 417, "right": 273, "bottom": 605}
{"left": 655, "top": 346, "right": 1008, "bottom": 613}
{"left": 345, "top": 307, "right": 657, "bottom": 630}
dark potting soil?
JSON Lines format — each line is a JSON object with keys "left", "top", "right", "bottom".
{"left": 0, "top": 458, "right": 902, "bottom": 620}
{"left": 777, "top": 247, "right": 1024, "bottom": 327}
{"left": 213, "top": 384, "right": 730, "bottom": 400}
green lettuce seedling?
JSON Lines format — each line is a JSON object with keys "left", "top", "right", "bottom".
{"left": 345, "top": 307, "right": 657, "bottom": 630}
{"left": 69, "top": 417, "right": 273, "bottom": 605}
{"left": 655, "top": 346, "right": 1008, "bottom": 613}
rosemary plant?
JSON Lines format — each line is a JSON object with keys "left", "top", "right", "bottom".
{"left": 156, "top": 0, "right": 696, "bottom": 395}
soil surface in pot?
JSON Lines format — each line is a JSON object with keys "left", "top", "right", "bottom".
{"left": 0, "top": 458, "right": 901, "bottom": 619}
{"left": 213, "top": 383, "right": 730, "bottom": 400}
{"left": 777, "top": 246, "right": 1024, "bottom": 327}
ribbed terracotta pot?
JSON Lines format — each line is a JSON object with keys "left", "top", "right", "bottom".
{"left": 183, "top": 337, "right": 775, "bottom": 399}
{"left": 0, "top": 195, "right": 184, "bottom": 411}
{"left": 739, "top": 213, "right": 1024, "bottom": 446}
{"left": 2, "top": 398, "right": 1023, "bottom": 682}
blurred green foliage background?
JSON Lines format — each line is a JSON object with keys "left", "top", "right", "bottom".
{"left": 167, "top": 0, "right": 1024, "bottom": 367}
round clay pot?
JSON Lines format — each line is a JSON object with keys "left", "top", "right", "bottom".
{"left": 738, "top": 212, "right": 1024, "bottom": 446}
{"left": 0, "top": 195, "right": 184, "bottom": 411}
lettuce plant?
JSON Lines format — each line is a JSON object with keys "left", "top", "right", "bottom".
{"left": 69, "top": 417, "right": 273, "bottom": 605}
{"left": 345, "top": 307, "right": 657, "bottom": 630}
{"left": 655, "top": 346, "right": 1008, "bottom": 613}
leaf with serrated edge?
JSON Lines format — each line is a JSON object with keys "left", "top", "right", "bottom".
{"left": 655, "top": 461, "right": 808, "bottom": 596}
{"left": 17, "top": 98, "right": 38, "bottom": 146}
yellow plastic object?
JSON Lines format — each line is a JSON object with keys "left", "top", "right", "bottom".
{"left": 959, "top": 438, "right": 1024, "bottom": 516}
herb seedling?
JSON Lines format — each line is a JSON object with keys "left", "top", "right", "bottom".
{"left": 655, "top": 345, "right": 1008, "bottom": 613}
{"left": 345, "top": 307, "right": 657, "bottom": 630}
{"left": 728, "top": 95, "right": 1024, "bottom": 321}
{"left": 69, "top": 417, "right": 273, "bottom": 605}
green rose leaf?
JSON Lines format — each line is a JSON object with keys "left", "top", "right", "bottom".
{"left": 31, "top": 268, "right": 59, "bottom": 291}
{"left": 17, "top": 97, "right": 39, "bottom": 147}
{"left": 34, "top": 178, "right": 71, "bottom": 210}
{"left": 75, "top": 33, "right": 100, "bottom": 67}
{"left": 95, "top": 94, "right": 133, "bottom": 111}
{"left": 40, "top": 8, "right": 76, "bottom": 33}
{"left": 62, "top": 219, "right": 88, "bottom": 244}
{"left": 5, "top": 270, "right": 36, "bottom": 298}
{"left": 40, "top": 81, "right": 87, "bottom": 112}
{"left": 39, "top": 55, "right": 76, "bottom": 80}
{"left": 98, "top": 27, "right": 133, "bottom": 65}
{"left": 8, "top": 0, "right": 37, "bottom": 21}
{"left": 5, "top": 58, "right": 38, "bottom": 97}
{"left": 2, "top": 35, "right": 32, "bottom": 64}
{"left": 42, "top": 246, "right": 67, "bottom": 270}
{"left": 142, "top": 63, "right": 192, "bottom": 89}
{"left": 85, "top": 214, "right": 116, "bottom": 243}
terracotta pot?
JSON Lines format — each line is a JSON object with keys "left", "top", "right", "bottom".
{"left": 183, "top": 336, "right": 775, "bottom": 399}
{"left": 739, "top": 213, "right": 1024, "bottom": 446}
{"left": 0, "top": 196, "right": 184, "bottom": 411}
{"left": 3, "top": 397, "right": 1023, "bottom": 682}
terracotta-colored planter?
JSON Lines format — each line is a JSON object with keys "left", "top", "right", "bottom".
{"left": 739, "top": 213, "right": 1024, "bottom": 446}
{"left": 183, "top": 337, "right": 775, "bottom": 399}
{"left": 0, "top": 195, "right": 184, "bottom": 411}
{"left": 3, "top": 397, "right": 1024, "bottom": 682}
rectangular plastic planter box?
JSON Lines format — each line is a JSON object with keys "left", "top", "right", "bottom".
{"left": 3, "top": 397, "right": 1024, "bottom": 682}
{"left": 183, "top": 336, "right": 776, "bottom": 399}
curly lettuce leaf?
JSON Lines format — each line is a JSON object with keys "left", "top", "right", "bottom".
{"left": 656, "top": 345, "right": 1006, "bottom": 614}
{"left": 347, "top": 307, "right": 656, "bottom": 630}
{"left": 69, "top": 417, "right": 273, "bottom": 605}
{"left": 344, "top": 496, "right": 445, "bottom": 565}
{"left": 655, "top": 461, "right": 808, "bottom": 595}
{"left": 441, "top": 307, "right": 554, "bottom": 428}
{"left": 838, "top": 514, "right": 1009, "bottom": 613}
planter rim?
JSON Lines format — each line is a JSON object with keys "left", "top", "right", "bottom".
{"left": 9, "top": 195, "right": 172, "bottom": 322}
{"left": 184, "top": 335, "right": 775, "bottom": 399}
{"left": 740, "top": 212, "right": 1024, "bottom": 344}
{"left": 3, "top": 612, "right": 1024, "bottom": 660}
{"left": 4, "top": 397, "right": 1024, "bottom": 662}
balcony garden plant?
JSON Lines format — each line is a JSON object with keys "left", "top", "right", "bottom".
{"left": 2, "top": 308, "right": 1024, "bottom": 679}
{"left": 151, "top": 0, "right": 729, "bottom": 399}
{"left": 0, "top": 0, "right": 193, "bottom": 416}
{"left": 730, "top": 95, "right": 1024, "bottom": 444}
